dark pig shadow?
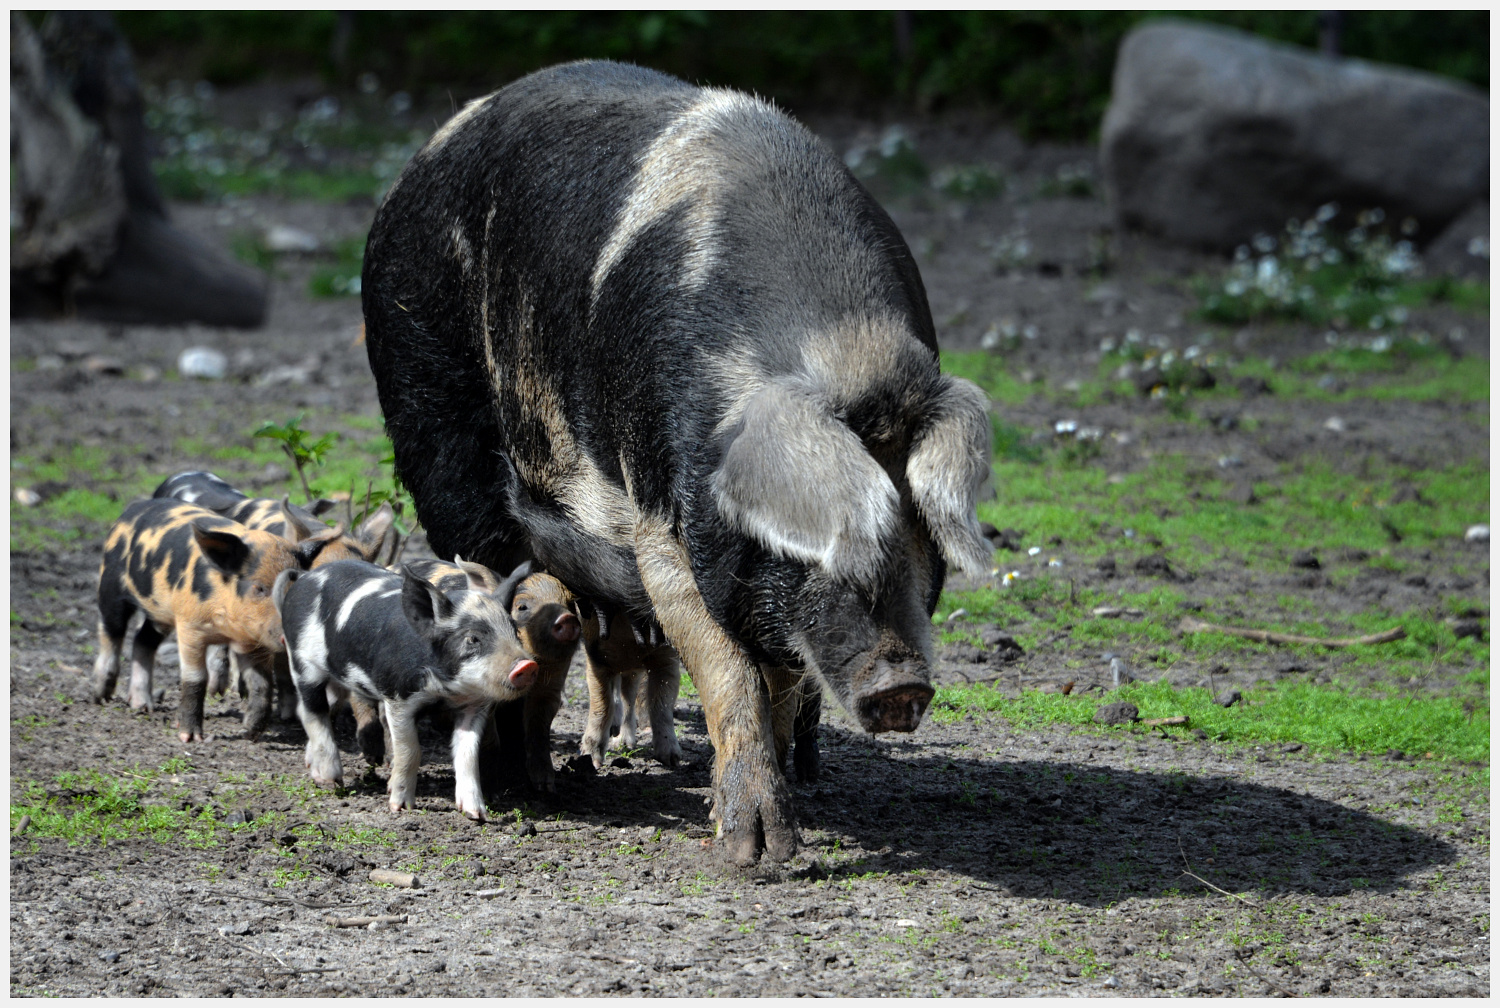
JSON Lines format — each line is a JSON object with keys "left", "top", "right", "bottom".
{"left": 242, "top": 702, "right": 1456, "bottom": 902}
{"left": 781, "top": 731, "right": 1458, "bottom": 905}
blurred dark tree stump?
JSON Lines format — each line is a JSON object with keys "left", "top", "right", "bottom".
{"left": 10, "top": 12, "right": 267, "bottom": 327}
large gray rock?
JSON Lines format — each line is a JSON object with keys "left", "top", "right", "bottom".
{"left": 1423, "top": 200, "right": 1488, "bottom": 279}
{"left": 1101, "top": 21, "right": 1489, "bottom": 251}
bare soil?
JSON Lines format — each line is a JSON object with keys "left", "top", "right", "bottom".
{"left": 9, "top": 117, "right": 1489, "bottom": 997}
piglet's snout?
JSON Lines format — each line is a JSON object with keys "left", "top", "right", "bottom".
{"left": 507, "top": 659, "right": 539, "bottom": 690}
{"left": 551, "top": 611, "right": 580, "bottom": 643}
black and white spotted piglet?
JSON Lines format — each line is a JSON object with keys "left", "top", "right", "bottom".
{"left": 274, "top": 559, "right": 538, "bottom": 820}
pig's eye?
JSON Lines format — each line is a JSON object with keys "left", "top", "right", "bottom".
{"left": 251, "top": 584, "right": 268, "bottom": 597}
{"left": 514, "top": 603, "right": 531, "bottom": 618}
{"left": 464, "top": 634, "right": 481, "bottom": 649}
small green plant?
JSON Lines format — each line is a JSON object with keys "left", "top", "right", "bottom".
{"left": 253, "top": 414, "right": 340, "bottom": 501}
{"left": 1037, "top": 162, "right": 1094, "bottom": 198}
{"left": 309, "top": 237, "right": 367, "bottom": 298}
{"left": 932, "top": 164, "right": 1004, "bottom": 201}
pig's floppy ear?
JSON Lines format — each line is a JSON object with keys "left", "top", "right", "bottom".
{"left": 711, "top": 380, "right": 898, "bottom": 587}
{"left": 906, "top": 374, "right": 993, "bottom": 575}
{"left": 400, "top": 565, "right": 455, "bottom": 641}
{"left": 272, "top": 568, "right": 299, "bottom": 614}
{"left": 282, "top": 496, "right": 324, "bottom": 540}
{"left": 193, "top": 521, "right": 253, "bottom": 576}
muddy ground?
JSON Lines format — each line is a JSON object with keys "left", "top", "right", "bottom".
{"left": 9, "top": 114, "right": 1490, "bottom": 997}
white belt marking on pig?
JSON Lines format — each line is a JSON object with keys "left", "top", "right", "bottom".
{"left": 340, "top": 660, "right": 379, "bottom": 699}
{"left": 335, "top": 579, "right": 387, "bottom": 632}
{"left": 590, "top": 89, "right": 769, "bottom": 308}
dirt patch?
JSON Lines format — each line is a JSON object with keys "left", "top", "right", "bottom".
{"left": 10, "top": 114, "right": 1489, "bottom": 997}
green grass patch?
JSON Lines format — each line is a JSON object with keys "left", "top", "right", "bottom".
{"left": 940, "top": 350, "right": 1036, "bottom": 406}
{"left": 9, "top": 759, "right": 260, "bottom": 848}
{"left": 971, "top": 455, "right": 1488, "bottom": 573}
{"left": 931, "top": 680, "right": 1489, "bottom": 762}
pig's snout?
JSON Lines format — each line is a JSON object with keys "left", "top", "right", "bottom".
{"left": 508, "top": 659, "right": 539, "bottom": 690}
{"left": 551, "top": 610, "right": 580, "bottom": 643}
{"left": 854, "top": 659, "right": 935, "bottom": 734}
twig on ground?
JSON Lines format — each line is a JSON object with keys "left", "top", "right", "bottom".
{"left": 208, "top": 889, "right": 352, "bottom": 910}
{"left": 1233, "top": 948, "right": 1301, "bottom": 998}
{"left": 1177, "top": 837, "right": 1270, "bottom": 916}
{"left": 325, "top": 914, "right": 407, "bottom": 928}
{"left": 1177, "top": 616, "right": 1404, "bottom": 648}
{"left": 1143, "top": 716, "right": 1190, "bottom": 727}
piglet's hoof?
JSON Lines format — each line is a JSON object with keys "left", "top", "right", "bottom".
{"left": 177, "top": 729, "right": 206, "bottom": 744}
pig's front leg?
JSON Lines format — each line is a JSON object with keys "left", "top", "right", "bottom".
{"left": 643, "top": 649, "right": 682, "bottom": 767}
{"left": 205, "top": 644, "right": 231, "bottom": 697}
{"left": 272, "top": 651, "right": 298, "bottom": 722}
{"left": 637, "top": 518, "right": 797, "bottom": 866}
{"left": 523, "top": 664, "right": 567, "bottom": 792}
{"left": 580, "top": 650, "right": 616, "bottom": 769}
{"left": 235, "top": 648, "right": 275, "bottom": 740}
{"left": 384, "top": 699, "right": 421, "bottom": 812}
{"left": 450, "top": 702, "right": 490, "bottom": 820}
{"left": 291, "top": 661, "right": 343, "bottom": 786}
{"left": 173, "top": 628, "right": 211, "bottom": 742}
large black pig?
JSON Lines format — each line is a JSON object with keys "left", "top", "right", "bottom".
{"left": 363, "top": 61, "right": 993, "bottom": 865}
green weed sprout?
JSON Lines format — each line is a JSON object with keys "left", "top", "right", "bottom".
{"left": 254, "top": 414, "right": 340, "bottom": 502}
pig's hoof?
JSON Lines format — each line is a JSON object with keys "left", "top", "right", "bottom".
{"left": 856, "top": 683, "right": 935, "bottom": 734}
{"left": 177, "top": 729, "right": 204, "bottom": 744}
{"left": 715, "top": 765, "right": 799, "bottom": 865}
{"left": 455, "top": 795, "right": 487, "bottom": 821}
{"left": 311, "top": 774, "right": 343, "bottom": 788}
{"left": 654, "top": 739, "right": 682, "bottom": 768}
{"left": 130, "top": 699, "right": 154, "bottom": 715}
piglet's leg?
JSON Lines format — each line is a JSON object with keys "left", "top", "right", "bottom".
{"left": 385, "top": 700, "right": 421, "bottom": 813}
{"left": 615, "top": 669, "right": 641, "bottom": 749}
{"left": 295, "top": 670, "right": 343, "bottom": 787}
{"left": 206, "top": 645, "right": 231, "bottom": 698}
{"left": 273, "top": 652, "right": 298, "bottom": 722}
{"left": 127, "top": 621, "right": 165, "bottom": 713}
{"left": 522, "top": 665, "right": 566, "bottom": 792}
{"left": 643, "top": 650, "right": 683, "bottom": 767}
{"left": 580, "top": 652, "right": 616, "bottom": 769}
{"left": 451, "top": 702, "right": 490, "bottom": 820}
{"left": 348, "top": 695, "right": 386, "bottom": 767}
{"left": 174, "top": 628, "right": 211, "bottom": 743}
{"left": 92, "top": 621, "right": 124, "bottom": 704}
{"left": 237, "top": 650, "right": 275, "bottom": 740}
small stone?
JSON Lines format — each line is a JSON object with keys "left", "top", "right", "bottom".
{"left": 610, "top": 756, "right": 632, "bottom": 770}
{"left": 1464, "top": 524, "right": 1488, "bottom": 543}
{"left": 1109, "top": 657, "right": 1135, "bottom": 687}
{"left": 1322, "top": 416, "right": 1346, "bottom": 433}
{"left": 277, "top": 833, "right": 298, "bottom": 848}
{"left": 1133, "top": 553, "right": 1175, "bottom": 579}
{"left": 1290, "top": 551, "right": 1320, "bottom": 569}
{"left": 217, "top": 921, "right": 252, "bottom": 936}
{"left": 636, "top": 826, "right": 657, "bottom": 844}
{"left": 263, "top": 224, "right": 321, "bottom": 253}
{"left": 1224, "top": 481, "right": 1257, "bottom": 505}
{"left": 1191, "top": 728, "right": 1208, "bottom": 740}
{"left": 1280, "top": 743, "right": 1303, "bottom": 753}
{"left": 99, "top": 950, "right": 122, "bottom": 963}
{"left": 223, "top": 809, "right": 254, "bottom": 826}
{"left": 82, "top": 354, "right": 125, "bottom": 375}
{"left": 513, "top": 821, "right": 538, "bottom": 837}
{"left": 1094, "top": 556, "right": 1117, "bottom": 577}
{"left": 1214, "top": 689, "right": 1243, "bottom": 708}
{"left": 1094, "top": 702, "right": 1139, "bottom": 726}
{"left": 1385, "top": 748, "right": 1406, "bottom": 761}
{"left": 566, "top": 754, "right": 595, "bottom": 776}
{"left": 1451, "top": 618, "right": 1484, "bottom": 640}
{"left": 13, "top": 487, "right": 42, "bottom": 507}
{"left": 177, "top": 346, "right": 228, "bottom": 380}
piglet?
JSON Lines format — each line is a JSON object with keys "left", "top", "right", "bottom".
{"left": 93, "top": 499, "right": 304, "bottom": 742}
{"left": 275, "top": 559, "right": 539, "bottom": 820}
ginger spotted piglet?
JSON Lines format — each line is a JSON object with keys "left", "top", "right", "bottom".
{"left": 93, "top": 498, "right": 307, "bottom": 743}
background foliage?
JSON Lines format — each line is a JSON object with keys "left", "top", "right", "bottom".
{"left": 113, "top": 10, "right": 1490, "bottom": 139}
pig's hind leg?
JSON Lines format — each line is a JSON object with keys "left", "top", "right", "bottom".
{"left": 127, "top": 620, "right": 166, "bottom": 713}
{"left": 173, "top": 629, "right": 212, "bottom": 742}
{"left": 613, "top": 669, "right": 641, "bottom": 749}
{"left": 450, "top": 702, "right": 490, "bottom": 820}
{"left": 91, "top": 581, "right": 135, "bottom": 704}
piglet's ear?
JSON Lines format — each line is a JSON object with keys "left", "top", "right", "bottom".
{"left": 906, "top": 374, "right": 993, "bottom": 576}
{"left": 495, "top": 560, "right": 534, "bottom": 611}
{"left": 356, "top": 503, "right": 396, "bottom": 561}
{"left": 400, "top": 566, "right": 455, "bottom": 642}
{"left": 282, "top": 496, "right": 323, "bottom": 540}
{"left": 272, "top": 568, "right": 299, "bottom": 614}
{"left": 711, "top": 379, "right": 898, "bottom": 588}
{"left": 306, "top": 498, "right": 339, "bottom": 517}
{"left": 452, "top": 555, "right": 501, "bottom": 593}
{"left": 193, "top": 521, "right": 253, "bottom": 576}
